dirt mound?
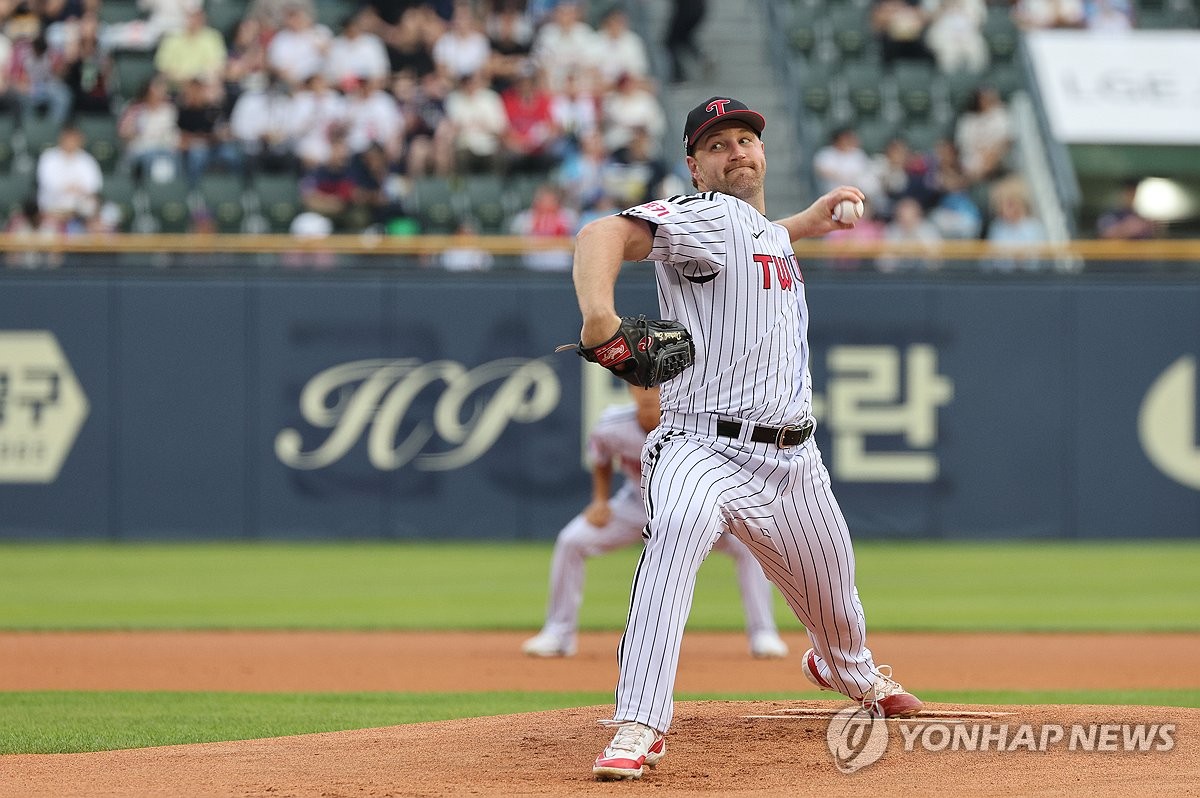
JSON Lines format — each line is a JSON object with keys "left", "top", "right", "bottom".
{"left": 1, "top": 701, "right": 1194, "bottom": 797}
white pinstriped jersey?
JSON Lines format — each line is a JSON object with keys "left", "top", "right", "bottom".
{"left": 620, "top": 192, "right": 812, "bottom": 427}
{"left": 586, "top": 403, "right": 646, "bottom": 504}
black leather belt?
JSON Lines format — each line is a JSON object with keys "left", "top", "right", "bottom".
{"left": 715, "top": 418, "right": 814, "bottom": 448}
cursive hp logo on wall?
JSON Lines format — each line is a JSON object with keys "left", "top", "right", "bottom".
{"left": 827, "top": 705, "right": 889, "bottom": 774}
{"left": 275, "top": 357, "right": 561, "bottom": 472}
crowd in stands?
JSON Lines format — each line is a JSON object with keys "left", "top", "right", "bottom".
{"left": 1, "top": 0, "right": 684, "bottom": 261}
{"left": 0, "top": 0, "right": 1169, "bottom": 269}
{"left": 807, "top": 0, "right": 1166, "bottom": 271}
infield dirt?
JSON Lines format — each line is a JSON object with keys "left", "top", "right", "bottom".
{"left": 1, "top": 631, "right": 1197, "bottom": 797}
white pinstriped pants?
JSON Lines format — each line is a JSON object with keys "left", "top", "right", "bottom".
{"left": 614, "top": 422, "right": 879, "bottom": 733}
{"left": 538, "top": 484, "right": 780, "bottom": 647}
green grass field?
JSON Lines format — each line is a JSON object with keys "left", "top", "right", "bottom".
{"left": 1, "top": 541, "right": 1197, "bottom": 631}
{"left": 1, "top": 541, "right": 1197, "bottom": 753}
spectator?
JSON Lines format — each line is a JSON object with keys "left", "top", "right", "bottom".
{"left": 600, "top": 73, "right": 665, "bottom": 155}
{"left": 382, "top": 5, "right": 440, "bottom": 78}
{"left": 1096, "top": 178, "right": 1159, "bottom": 240}
{"left": 36, "top": 123, "right": 102, "bottom": 233}
{"left": 664, "top": 0, "right": 711, "bottom": 83}
{"left": 1083, "top": 0, "right": 1133, "bottom": 30}
{"left": 350, "top": 141, "right": 410, "bottom": 228}
{"left": 576, "top": 192, "right": 619, "bottom": 231}
{"left": 485, "top": 1, "right": 533, "bottom": 94}
{"left": 1012, "top": 0, "right": 1084, "bottom": 29}
{"left": 824, "top": 201, "right": 886, "bottom": 271}
{"left": 60, "top": 11, "right": 112, "bottom": 114}
{"left": 431, "top": 2, "right": 491, "bottom": 83}
{"left": 879, "top": 196, "right": 943, "bottom": 271}
{"left": 955, "top": 86, "right": 1012, "bottom": 183}
{"left": 392, "top": 69, "right": 454, "bottom": 177}
{"left": 229, "top": 74, "right": 296, "bottom": 174}
{"left": 12, "top": 32, "right": 73, "bottom": 126}
{"left": 223, "top": 17, "right": 270, "bottom": 104}
{"left": 267, "top": 4, "right": 332, "bottom": 88}
{"left": 986, "top": 177, "right": 1047, "bottom": 270}
{"left": 556, "top": 129, "right": 610, "bottom": 209}
{"left": 439, "top": 218, "right": 494, "bottom": 271}
{"left": 870, "top": 137, "right": 919, "bottom": 220}
{"left": 924, "top": 0, "right": 988, "bottom": 74}
{"left": 591, "top": 7, "right": 649, "bottom": 90}
{"left": 342, "top": 74, "right": 404, "bottom": 160}
{"left": 118, "top": 74, "right": 180, "bottom": 182}
{"left": 0, "top": 30, "right": 13, "bottom": 116}
{"left": 154, "top": 6, "right": 227, "bottom": 91}
{"left": 444, "top": 69, "right": 508, "bottom": 174}
{"left": 510, "top": 183, "right": 576, "bottom": 271}
{"left": 249, "top": 0, "right": 317, "bottom": 31}
{"left": 813, "top": 126, "right": 883, "bottom": 203}
{"left": 326, "top": 8, "right": 390, "bottom": 85}
{"left": 549, "top": 69, "right": 598, "bottom": 146}
{"left": 175, "top": 77, "right": 241, "bottom": 186}
{"left": 501, "top": 64, "right": 562, "bottom": 174}
{"left": 871, "top": 0, "right": 933, "bottom": 64}
{"left": 928, "top": 168, "right": 983, "bottom": 239}
{"left": 291, "top": 71, "right": 348, "bottom": 168}
{"left": 103, "top": 0, "right": 196, "bottom": 50}
{"left": 530, "top": 0, "right": 597, "bottom": 91}
{"left": 604, "top": 126, "right": 672, "bottom": 207}
{"left": 299, "top": 131, "right": 361, "bottom": 229}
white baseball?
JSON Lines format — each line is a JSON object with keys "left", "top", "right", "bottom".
{"left": 832, "top": 199, "right": 865, "bottom": 223}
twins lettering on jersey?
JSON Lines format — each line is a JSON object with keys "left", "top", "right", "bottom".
{"left": 753, "top": 253, "right": 802, "bottom": 290}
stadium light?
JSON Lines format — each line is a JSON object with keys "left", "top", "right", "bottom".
{"left": 1133, "top": 177, "right": 1195, "bottom": 222}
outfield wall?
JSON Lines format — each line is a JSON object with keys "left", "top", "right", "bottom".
{"left": 1, "top": 269, "right": 1197, "bottom": 540}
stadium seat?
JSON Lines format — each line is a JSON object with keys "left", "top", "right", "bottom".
{"left": 141, "top": 178, "right": 192, "bottom": 233}
{"left": 798, "top": 63, "right": 835, "bottom": 118}
{"left": 98, "top": 0, "right": 142, "bottom": 24}
{"left": 250, "top": 173, "right": 301, "bottom": 233}
{"left": 0, "top": 115, "right": 16, "bottom": 172}
{"left": 76, "top": 114, "right": 121, "bottom": 173}
{"left": 855, "top": 118, "right": 897, "bottom": 156}
{"left": 463, "top": 175, "right": 508, "bottom": 235}
{"left": 893, "top": 71, "right": 935, "bottom": 122}
{"left": 101, "top": 172, "right": 138, "bottom": 232}
{"left": 983, "top": 9, "right": 1019, "bottom": 63}
{"left": 198, "top": 173, "right": 248, "bottom": 234}
{"left": 829, "top": 6, "right": 870, "bottom": 60}
{"left": 113, "top": 50, "right": 159, "bottom": 100}
{"left": 843, "top": 61, "right": 886, "bottom": 121}
{"left": 315, "top": 0, "right": 361, "bottom": 29}
{"left": 901, "top": 120, "right": 945, "bottom": 154}
{"left": 409, "top": 176, "right": 460, "bottom": 234}
{"left": 788, "top": 21, "right": 819, "bottom": 60}
{"left": 206, "top": 0, "right": 247, "bottom": 37}
{"left": 19, "top": 114, "right": 62, "bottom": 158}
{"left": 0, "top": 169, "right": 35, "bottom": 222}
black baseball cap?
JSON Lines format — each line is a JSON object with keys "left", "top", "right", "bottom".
{"left": 683, "top": 96, "right": 766, "bottom": 155}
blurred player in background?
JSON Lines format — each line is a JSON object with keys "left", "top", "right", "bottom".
{"left": 522, "top": 384, "right": 789, "bottom": 660}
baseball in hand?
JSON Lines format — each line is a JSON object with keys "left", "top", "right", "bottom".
{"left": 832, "top": 198, "right": 866, "bottom": 223}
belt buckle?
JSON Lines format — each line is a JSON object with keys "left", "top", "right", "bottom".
{"left": 775, "top": 424, "right": 799, "bottom": 448}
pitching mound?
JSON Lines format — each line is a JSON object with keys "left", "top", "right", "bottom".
{"left": 1, "top": 701, "right": 1194, "bottom": 797}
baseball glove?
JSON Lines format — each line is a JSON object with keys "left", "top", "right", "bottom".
{"left": 557, "top": 316, "right": 695, "bottom": 388}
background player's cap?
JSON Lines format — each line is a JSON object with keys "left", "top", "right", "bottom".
{"left": 683, "top": 97, "right": 766, "bottom": 155}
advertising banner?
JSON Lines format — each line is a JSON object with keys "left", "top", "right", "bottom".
{"left": 0, "top": 272, "right": 1196, "bottom": 540}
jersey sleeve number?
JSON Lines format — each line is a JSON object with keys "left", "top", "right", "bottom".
{"left": 753, "top": 254, "right": 799, "bottom": 291}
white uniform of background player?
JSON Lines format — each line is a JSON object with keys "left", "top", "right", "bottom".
{"left": 577, "top": 97, "right": 923, "bottom": 780}
{"left": 523, "top": 386, "right": 789, "bottom": 659}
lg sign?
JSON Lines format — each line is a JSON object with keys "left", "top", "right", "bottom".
{"left": 1027, "top": 30, "right": 1200, "bottom": 144}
